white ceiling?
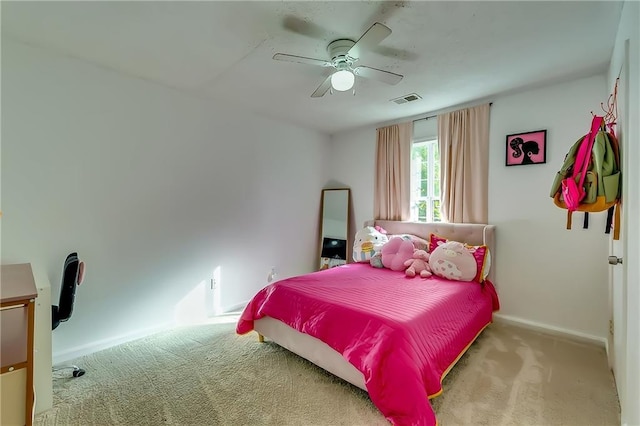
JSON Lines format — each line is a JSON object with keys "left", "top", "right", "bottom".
{"left": 1, "top": 1, "right": 624, "bottom": 135}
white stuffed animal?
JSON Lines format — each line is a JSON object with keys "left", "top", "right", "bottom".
{"left": 429, "top": 240, "right": 477, "bottom": 281}
{"left": 352, "top": 226, "right": 389, "bottom": 263}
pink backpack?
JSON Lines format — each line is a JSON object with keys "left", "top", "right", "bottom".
{"left": 560, "top": 116, "right": 604, "bottom": 211}
{"left": 550, "top": 115, "right": 621, "bottom": 239}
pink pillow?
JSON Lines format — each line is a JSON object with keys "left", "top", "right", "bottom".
{"left": 429, "top": 234, "right": 490, "bottom": 283}
{"left": 429, "top": 241, "right": 477, "bottom": 281}
{"left": 381, "top": 237, "right": 416, "bottom": 271}
{"left": 387, "top": 234, "right": 429, "bottom": 251}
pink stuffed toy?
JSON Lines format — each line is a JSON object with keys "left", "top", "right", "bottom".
{"left": 404, "top": 249, "right": 432, "bottom": 278}
{"left": 381, "top": 237, "right": 415, "bottom": 271}
{"left": 429, "top": 240, "right": 477, "bottom": 281}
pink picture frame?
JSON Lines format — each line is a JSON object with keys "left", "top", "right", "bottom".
{"left": 505, "top": 129, "right": 547, "bottom": 166}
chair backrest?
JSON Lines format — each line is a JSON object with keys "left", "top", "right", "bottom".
{"left": 52, "top": 252, "right": 84, "bottom": 330}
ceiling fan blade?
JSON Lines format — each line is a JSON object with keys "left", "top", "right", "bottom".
{"left": 311, "top": 75, "right": 332, "bottom": 98}
{"left": 347, "top": 22, "right": 392, "bottom": 59}
{"left": 273, "top": 53, "right": 332, "bottom": 67}
{"left": 353, "top": 66, "right": 403, "bottom": 85}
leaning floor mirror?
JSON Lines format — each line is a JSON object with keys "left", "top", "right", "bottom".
{"left": 319, "top": 188, "right": 351, "bottom": 270}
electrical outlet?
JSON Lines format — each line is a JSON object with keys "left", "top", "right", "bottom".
{"left": 267, "top": 267, "right": 277, "bottom": 283}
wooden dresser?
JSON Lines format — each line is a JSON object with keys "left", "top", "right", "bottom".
{"left": 1, "top": 264, "right": 38, "bottom": 426}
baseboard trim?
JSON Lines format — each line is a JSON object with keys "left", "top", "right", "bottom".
{"left": 58, "top": 310, "right": 607, "bottom": 364}
{"left": 52, "top": 321, "right": 173, "bottom": 364}
{"left": 493, "top": 313, "right": 607, "bottom": 348}
{"left": 52, "top": 302, "right": 249, "bottom": 364}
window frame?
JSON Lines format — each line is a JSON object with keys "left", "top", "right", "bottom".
{"left": 410, "top": 138, "right": 441, "bottom": 223}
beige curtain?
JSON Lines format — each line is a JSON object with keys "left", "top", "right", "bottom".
{"left": 374, "top": 122, "right": 413, "bottom": 220}
{"left": 438, "top": 104, "right": 490, "bottom": 223}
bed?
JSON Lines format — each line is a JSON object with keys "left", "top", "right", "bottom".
{"left": 236, "top": 220, "right": 499, "bottom": 425}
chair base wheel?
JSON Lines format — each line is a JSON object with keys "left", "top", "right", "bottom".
{"left": 53, "top": 365, "right": 86, "bottom": 378}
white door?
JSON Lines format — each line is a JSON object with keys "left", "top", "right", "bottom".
{"left": 609, "top": 38, "right": 640, "bottom": 426}
{"left": 608, "top": 48, "right": 627, "bottom": 390}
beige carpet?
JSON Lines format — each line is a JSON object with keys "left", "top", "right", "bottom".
{"left": 37, "top": 319, "right": 620, "bottom": 426}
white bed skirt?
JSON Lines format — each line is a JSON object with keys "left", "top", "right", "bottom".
{"left": 254, "top": 316, "right": 367, "bottom": 391}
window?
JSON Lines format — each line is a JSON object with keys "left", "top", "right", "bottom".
{"left": 411, "top": 139, "right": 441, "bottom": 222}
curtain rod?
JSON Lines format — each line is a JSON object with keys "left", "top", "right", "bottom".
{"left": 413, "top": 102, "right": 493, "bottom": 123}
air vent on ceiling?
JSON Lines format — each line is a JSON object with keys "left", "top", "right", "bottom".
{"left": 390, "top": 93, "right": 422, "bottom": 105}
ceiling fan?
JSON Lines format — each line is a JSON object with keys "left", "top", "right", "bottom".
{"left": 273, "top": 22, "right": 404, "bottom": 98}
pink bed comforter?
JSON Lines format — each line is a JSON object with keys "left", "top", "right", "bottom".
{"left": 236, "top": 263, "right": 499, "bottom": 426}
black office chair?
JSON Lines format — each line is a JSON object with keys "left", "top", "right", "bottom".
{"left": 52, "top": 252, "right": 86, "bottom": 377}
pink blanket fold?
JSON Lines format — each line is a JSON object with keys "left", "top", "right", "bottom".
{"left": 237, "top": 263, "right": 499, "bottom": 426}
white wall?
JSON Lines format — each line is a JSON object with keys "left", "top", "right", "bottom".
{"left": 1, "top": 39, "right": 330, "bottom": 360}
{"left": 489, "top": 74, "right": 609, "bottom": 340}
{"left": 330, "top": 74, "right": 611, "bottom": 341}
{"left": 328, "top": 127, "right": 376, "bottom": 239}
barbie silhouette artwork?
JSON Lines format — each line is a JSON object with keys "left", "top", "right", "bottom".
{"left": 506, "top": 129, "right": 547, "bottom": 166}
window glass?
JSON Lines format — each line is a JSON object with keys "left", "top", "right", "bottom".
{"left": 411, "top": 139, "right": 441, "bottom": 222}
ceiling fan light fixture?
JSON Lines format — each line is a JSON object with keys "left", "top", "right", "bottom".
{"left": 331, "top": 70, "right": 355, "bottom": 91}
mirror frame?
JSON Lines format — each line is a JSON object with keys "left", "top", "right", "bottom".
{"left": 318, "top": 188, "right": 351, "bottom": 270}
